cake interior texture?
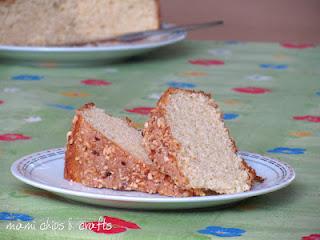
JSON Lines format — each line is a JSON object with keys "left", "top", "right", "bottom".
{"left": 82, "top": 107, "right": 151, "bottom": 165}
{"left": 0, "top": 0, "right": 160, "bottom": 46}
{"left": 165, "top": 91, "right": 251, "bottom": 193}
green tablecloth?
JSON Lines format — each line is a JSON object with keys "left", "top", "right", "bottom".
{"left": 0, "top": 41, "right": 319, "bottom": 239}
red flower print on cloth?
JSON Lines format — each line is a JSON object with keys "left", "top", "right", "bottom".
{"left": 0, "top": 100, "right": 4, "bottom": 105}
{"left": 81, "top": 79, "right": 111, "bottom": 86}
{"left": 126, "top": 107, "right": 154, "bottom": 115}
{"left": 0, "top": 134, "right": 31, "bottom": 141}
{"left": 189, "top": 59, "right": 225, "bottom": 66}
{"left": 232, "top": 87, "right": 271, "bottom": 94}
{"left": 302, "top": 234, "right": 320, "bottom": 240}
{"left": 293, "top": 115, "right": 320, "bottom": 123}
{"left": 81, "top": 216, "right": 140, "bottom": 235}
{"left": 281, "top": 43, "right": 315, "bottom": 49}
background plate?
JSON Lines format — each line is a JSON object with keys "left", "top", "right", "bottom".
{"left": 0, "top": 27, "right": 186, "bottom": 64}
{"left": 11, "top": 148, "right": 295, "bottom": 210}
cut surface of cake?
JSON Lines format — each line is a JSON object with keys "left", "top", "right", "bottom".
{"left": 64, "top": 103, "right": 200, "bottom": 197}
{"left": 143, "top": 88, "right": 257, "bottom": 194}
{"left": 0, "top": 0, "right": 160, "bottom": 46}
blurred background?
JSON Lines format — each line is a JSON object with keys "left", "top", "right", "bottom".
{"left": 161, "top": 0, "right": 320, "bottom": 42}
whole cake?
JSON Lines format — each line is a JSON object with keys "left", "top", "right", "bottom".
{"left": 142, "top": 88, "right": 257, "bottom": 194}
{"left": 0, "top": 0, "right": 160, "bottom": 46}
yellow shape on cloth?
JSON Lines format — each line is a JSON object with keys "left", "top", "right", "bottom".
{"left": 289, "top": 131, "right": 312, "bottom": 137}
{"left": 62, "top": 92, "right": 90, "bottom": 98}
{"left": 38, "top": 62, "right": 57, "bottom": 68}
{"left": 273, "top": 54, "right": 294, "bottom": 61}
{"left": 223, "top": 99, "right": 242, "bottom": 105}
{"left": 179, "top": 71, "right": 208, "bottom": 77}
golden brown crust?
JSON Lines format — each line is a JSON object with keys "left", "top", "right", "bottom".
{"left": 65, "top": 103, "right": 198, "bottom": 197}
{"left": 157, "top": 88, "right": 212, "bottom": 107}
{"left": 143, "top": 88, "right": 207, "bottom": 192}
{"left": 241, "top": 160, "right": 258, "bottom": 185}
{"left": 143, "top": 87, "right": 257, "bottom": 192}
{"left": 143, "top": 104, "right": 190, "bottom": 188}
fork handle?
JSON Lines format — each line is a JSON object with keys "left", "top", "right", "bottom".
{"left": 162, "top": 20, "right": 224, "bottom": 33}
{"left": 117, "top": 20, "right": 224, "bottom": 42}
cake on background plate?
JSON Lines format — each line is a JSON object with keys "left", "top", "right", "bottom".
{"left": 0, "top": 0, "right": 160, "bottom": 46}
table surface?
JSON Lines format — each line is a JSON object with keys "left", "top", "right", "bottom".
{"left": 0, "top": 40, "right": 319, "bottom": 240}
{"left": 161, "top": 0, "right": 320, "bottom": 43}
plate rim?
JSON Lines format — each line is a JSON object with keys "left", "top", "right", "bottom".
{"left": 0, "top": 32, "right": 187, "bottom": 53}
{"left": 10, "top": 147, "right": 296, "bottom": 204}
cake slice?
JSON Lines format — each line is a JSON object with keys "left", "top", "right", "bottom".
{"left": 64, "top": 103, "right": 199, "bottom": 197}
{"left": 143, "top": 88, "right": 257, "bottom": 194}
{"left": 0, "top": 0, "right": 160, "bottom": 46}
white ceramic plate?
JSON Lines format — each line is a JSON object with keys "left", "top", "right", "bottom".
{"left": 0, "top": 27, "right": 186, "bottom": 64}
{"left": 11, "top": 148, "right": 295, "bottom": 210}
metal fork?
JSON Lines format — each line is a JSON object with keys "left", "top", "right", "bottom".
{"left": 79, "top": 20, "right": 224, "bottom": 45}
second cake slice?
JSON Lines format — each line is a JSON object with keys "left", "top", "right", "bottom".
{"left": 143, "top": 88, "right": 257, "bottom": 194}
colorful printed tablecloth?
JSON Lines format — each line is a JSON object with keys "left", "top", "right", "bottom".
{"left": 0, "top": 41, "right": 319, "bottom": 240}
